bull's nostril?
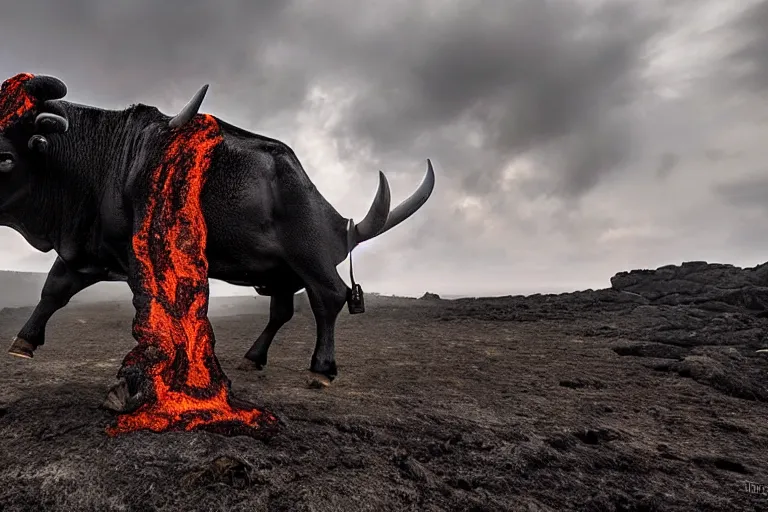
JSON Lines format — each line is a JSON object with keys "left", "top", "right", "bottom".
{"left": 0, "top": 152, "right": 16, "bottom": 172}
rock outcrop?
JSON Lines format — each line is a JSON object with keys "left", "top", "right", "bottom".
{"left": 438, "top": 261, "right": 768, "bottom": 402}
{"left": 610, "top": 261, "right": 768, "bottom": 312}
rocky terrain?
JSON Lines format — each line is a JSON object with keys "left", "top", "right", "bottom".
{"left": 0, "top": 261, "right": 766, "bottom": 511}
{"left": 440, "top": 261, "right": 768, "bottom": 403}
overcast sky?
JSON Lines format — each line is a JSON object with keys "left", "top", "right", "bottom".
{"left": 0, "top": 0, "right": 767, "bottom": 298}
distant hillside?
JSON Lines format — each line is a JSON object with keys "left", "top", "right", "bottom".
{"left": 0, "top": 270, "right": 275, "bottom": 313}
{"left": 0, "top": 271, "right": 48, "bottom": 309}
{"left": 0, "top": 270, "right": 130, "bottom": 309}
{"left": 0, "top": 270, "right": 458, "bottom": 313}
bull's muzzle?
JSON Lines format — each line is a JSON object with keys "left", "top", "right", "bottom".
{"left": 0, "top": 151, "right": 16, "bottom": 172}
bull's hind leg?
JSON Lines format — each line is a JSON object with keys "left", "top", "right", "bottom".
{"left": 296, "top": 269, "right": 348, "bottom": 388}
{"left": 9, "top": 256, "right": 102, "bottom": 358}
{"left": 281, "top": 231, "right": 349, "bottom": 387}
{"left": 238, "top": 293, "right": 294, "bottom": 371}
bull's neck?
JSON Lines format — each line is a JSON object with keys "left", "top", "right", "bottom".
{"left": 8, "top": 103, "right": 147, "bottom": 256}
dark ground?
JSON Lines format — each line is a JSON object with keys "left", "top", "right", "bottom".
{"left": 1, "top": 261, "right": 767, "bottom": 511}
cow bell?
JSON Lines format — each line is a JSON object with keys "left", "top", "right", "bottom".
{"left": 347, "top": 283, "right": 365, "bottom": 314}
{"left": 345, "top": 218, "right": 365, "bottom": 314}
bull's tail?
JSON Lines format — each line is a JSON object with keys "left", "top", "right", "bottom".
{"left": 350, "top": 159, "right": 435, "bottom": 249}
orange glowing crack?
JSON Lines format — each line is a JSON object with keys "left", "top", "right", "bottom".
{"left": 106, "top": 114, "right": 278, "bottom": 438}
{"left": 0, "top": 73, "right": 38, "bottom": 131}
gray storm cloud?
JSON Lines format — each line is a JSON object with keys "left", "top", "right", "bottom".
{"left": 726, "top": 1, "right": 768, "bottom": 93}
{"left": 0, "top": 0, "right": 765, "bottom": 297}
{"left": 2, "top": 0, "right": 660, "bottom": 197}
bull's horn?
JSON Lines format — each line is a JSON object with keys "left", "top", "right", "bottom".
{"left": 168, "top": 84, "right": 209, "bottom": 128}
{"left": 24, "top": 75, "right": 67, "bottom": 101}
{"left": 35, "top": 113, "right": 68, "bottom": 133}
{"left": 353, "top": 171, "right": 391, "bottom": 245}
{"left": 376, "top": 159, "right": 435, "bottom": 236}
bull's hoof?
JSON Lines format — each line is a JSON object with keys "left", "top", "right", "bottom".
{"left": 236, "top": 358, "right": 266, "bottom": 373}
{"left": 305, "top": 371, "right": 333, "bottom": 389}
{"left": 101, "top": 378, "right": 143, "bottom": 413}
{"left": 8, "top": 337, "right": 35, "bottom": 359}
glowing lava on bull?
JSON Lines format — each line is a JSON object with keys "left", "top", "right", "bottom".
{"left": 105, "top": 114, "right": 279, "bottom": 438}
{"left": 0, "top": 73, "right": 277, "bottom": 437}
{"left": 0, "top": 73, "right": 37, "bottom": 130}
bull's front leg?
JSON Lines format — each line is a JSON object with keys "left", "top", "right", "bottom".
{"left": 101, "top": 252, "right": 154, "bottom": 413}
{"left": 8, "top": 256, "right": 103, "bottom": 358}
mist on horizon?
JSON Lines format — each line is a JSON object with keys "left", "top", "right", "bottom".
{"left": 1, "top": 1, "right": 768, "bottom": 296}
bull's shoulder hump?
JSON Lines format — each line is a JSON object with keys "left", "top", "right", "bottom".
{"left": 57, "top": 101, "right": 163, "bottom": 123}
{"left": 215, "top": 117, "right": 300, "bottom": 162}
{"left": 129, "top": 103, "right": 163, "bottom": 115}
{"left": 214, "top": 117, "right": 289, "bottom": 147}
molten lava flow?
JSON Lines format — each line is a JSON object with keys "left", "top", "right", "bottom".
{"left": 0, "top": 73, "right": 38, "bottom": 130}
{"left": 106, "top": 114, "right": 279, "bottom": 438}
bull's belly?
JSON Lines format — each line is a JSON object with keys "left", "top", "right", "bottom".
{"left": 207, "top": 258, "right": 303, "bottom": 294}
{"left": 81, "top": 227, "right": 301, "bottom": 294}
{"left": 94, "top": 249, "right": 302, "bottom": 296}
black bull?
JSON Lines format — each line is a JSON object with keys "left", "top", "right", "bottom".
{"left": 0, "top": 73, "right": 434, "bottom": 386}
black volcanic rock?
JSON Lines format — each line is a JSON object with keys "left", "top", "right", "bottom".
{"left": 419, "top": 292, "right": 441, "bottom": 301}
{"left": 610, "top": 261, "right": 768, "bottom": 311}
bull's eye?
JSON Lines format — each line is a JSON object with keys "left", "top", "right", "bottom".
{"left": 0, "top": 152, "right": 16, "bottom": 172}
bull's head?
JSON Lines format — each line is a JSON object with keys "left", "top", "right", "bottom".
{"left": 0, "top": 73, "right": 69, "bottom": 211}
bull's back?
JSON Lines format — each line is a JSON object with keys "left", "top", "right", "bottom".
{"left": 200, "top": 126, "right": 287, "bottom": 277}
{"left": 204, "top": 120, "right": 347, "bottom": 283}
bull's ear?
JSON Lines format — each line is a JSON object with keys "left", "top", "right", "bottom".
{"left": 35, "top": 113, "right": 68, "bottom": 134}
{"left": 24, "top": 75, "right": 67, "bottom": 101}
{"left": 41, "top": 100, "right": 67, "bottom": 118}
{"left": 33, "top": 101, "right": 70, "bottom": 134}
